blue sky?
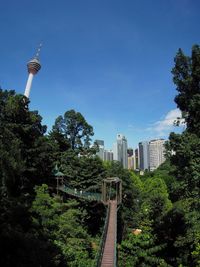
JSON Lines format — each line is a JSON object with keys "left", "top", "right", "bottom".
{"left": 0, "top": 0, "right": 199, "bottom": 149}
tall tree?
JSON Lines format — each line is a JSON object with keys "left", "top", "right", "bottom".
{"left": 53, "top": 109, "right": 94, "bottom": 152}
{"left": 172, "top": 45, "right": 200, "bottom": 135}
{"left": 167, "top": 45, "right": 200, "bottom": 199}
{"left": 161, "top": 45, "right": 200, "bottom": 265}
{"left": 0, "top": 89, "right": 54, "bottom": 197}
{"left": 0, "top": 89, "right": 64, "bottom": 267}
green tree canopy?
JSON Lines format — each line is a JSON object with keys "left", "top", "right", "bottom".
{"left": 0, "top": 89, "right": 53, "bottom": 197}
{"left": 172, "top": 45, "right": 200, "bottom": 134}
{"left": 119, "top": 231, "right": 166, "bottom": 267}
{"left": 140, "top": 177, "right": 172, "bottom": 230}
{"left": 31, "top": 184, "right": 94, "bottom": 267}
{"left": 167, "top": 45, "right": 200, "bottom": 199}
{"left": 52, "top": 109, "right": 94, "bottom": 152}
{"left": 156, "top": 44, "right": 200, "bottom": 266}
{"left": 59, "top": 150, "right": 105, "bottom": 191}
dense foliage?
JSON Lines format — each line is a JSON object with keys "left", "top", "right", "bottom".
{"left": 0, "top": 91, "right": 61, "bottom": 267}
{"left": 164, "top": 45, "right": 200, "bottom": 266}
{"left": 31, "top": 185, "right": 95, "bottom": 267}
{"left": 0, "top": 90, "right": 53, "bottom": 197}
{"left": 0, "top": 91, "right": 99, "bottom": 266}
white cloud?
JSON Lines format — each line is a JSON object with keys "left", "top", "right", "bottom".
{"left": 147, "top": 109, "right": 185, "bottom": 137}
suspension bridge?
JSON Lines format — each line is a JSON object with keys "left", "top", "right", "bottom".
{"left": 56, "top": 174, "right": 122, "bottom": 267}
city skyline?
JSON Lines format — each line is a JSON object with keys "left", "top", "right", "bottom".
{"left": 95, "top": 135, "right": 166, "bottom": 171}
{"left": 1, "top": 1, "right": 199, "bottom": 148}
{"left": 96, "top": 134, "right": 166, "bottom": 151}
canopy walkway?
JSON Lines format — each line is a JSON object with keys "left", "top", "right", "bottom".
{"left": 56, "top": 177, "right": 121, "bottom": 267}
{"left": 100, "top": 200, "right": 117, "bottom": 267}
{"left": 58, "top": 185, "right": 101, "bottom": 201}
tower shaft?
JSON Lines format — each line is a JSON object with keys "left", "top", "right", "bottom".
{"left": 24, "top": 73, "right": 34, "bottom": 98}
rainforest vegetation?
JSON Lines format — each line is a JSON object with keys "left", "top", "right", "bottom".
{"left": 0, "top": 45, "right": 200, "bottom": 266}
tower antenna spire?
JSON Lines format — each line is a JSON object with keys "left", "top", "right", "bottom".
{"left": 35, "top": 42, "right": 42, "bottom": 59}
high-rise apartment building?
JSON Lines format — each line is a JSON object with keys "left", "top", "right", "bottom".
{"left": 128, "top": 156, "right": 135, "bottom": 170}
{"left": 113, "top": 134, "right": 128, "bottom": 168}
{"left": 127, "top": 148, "right": 134, "bottom": 157}
{"left": 104, "top": 150, "right": 113, "bottom": 162}
{"left": 139, "top": 141, "right": 149, "bottom": 171}
{"left": 149, "top": 139, "right": 166, "bottom": 171}
{"left": 134, "top": 148, "right": 139, "bottom": 170}
{"left": 95, "top": 140, "right": 104, "bottom": 146}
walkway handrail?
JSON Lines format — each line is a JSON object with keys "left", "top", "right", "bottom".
{"left": 93, "top": 203, "right": 111, "bottom": 267}
{"left": 58, "top": 185, "right": 101, "bottom": 201}
{"left": 114, "top": 204, "right": 118, "bottom": 267}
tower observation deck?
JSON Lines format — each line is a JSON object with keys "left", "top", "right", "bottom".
{"left": 24, "top": 44, "right": 42, "bottom": 98}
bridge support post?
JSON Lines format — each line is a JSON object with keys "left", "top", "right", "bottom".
{"left": 101, "top": 177, "right": 122, "bottom": 205}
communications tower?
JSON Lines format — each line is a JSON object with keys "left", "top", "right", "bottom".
{"left": 24, "top": 44, "right": 42, "bottom": 98}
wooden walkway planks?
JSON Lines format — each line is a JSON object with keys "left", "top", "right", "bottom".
{"left": 101, "top": 200, "right": 117, "bottom": 267}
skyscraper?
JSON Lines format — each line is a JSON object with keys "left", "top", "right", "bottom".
{"left": 134, "top": 148, "right": 139, "bottom": 170}
{"left": 24, "top": 44, "right": 42, "bottom": 98}
{"left": 113, "top": 134, "right": 128, "bottom": 168}
{"left": 104, "top": 150, "right": 113, "bottom": 162}
{"left": 139, "top": 141, "right": 149, "bottom": 171}
{"left": 149, "top": 139, "right": 166, "bottom": 171}
{"left": 127, "top": 148, "right": 134, "bottom": 157}
{"left": 127, "top": 147, "right": 135, "bottom": 170}
{"left": 128, "top": 155, "right": 135, "bottom": 170}
{"left": 95, "top": 140, "right": 104, "bottom": 146}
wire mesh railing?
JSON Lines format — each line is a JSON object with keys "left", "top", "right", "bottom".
{"left": 58, "top": 184, "right": 102, "bottom": 201}
{"left": 93, "top": 203, "right": 111, "bottom": 267}
{"left": 114, "top": 203, "right": 117, "bottom": 267}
